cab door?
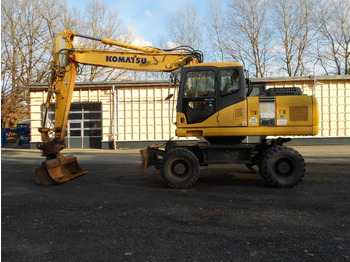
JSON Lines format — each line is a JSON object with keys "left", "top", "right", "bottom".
{"left": 179, "top": 69, "right": 218, "bottom": 126}
{"left": 217, "top": 67, "right": 247, "bottom": 127}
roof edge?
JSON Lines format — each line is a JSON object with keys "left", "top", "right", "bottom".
{"left": 27, "top": 75, "right": 350, "bottom": 89}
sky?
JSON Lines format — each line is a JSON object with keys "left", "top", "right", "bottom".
{"left": 66, "top": 0, "right": 208, "bottom": 46}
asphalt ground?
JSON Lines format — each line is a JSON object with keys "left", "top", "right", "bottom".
{"left": 1, "top": 145, "right": 350, "bottom": 262}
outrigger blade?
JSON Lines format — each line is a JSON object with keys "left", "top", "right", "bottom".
{"left": 139, "top": 148, "right": 151, "bottom": 172}
{"left": 140, "top": 144, "right": 161, "bottom": 172}
{"left": 35, "top": 153, "right": 87, "bottom": 185}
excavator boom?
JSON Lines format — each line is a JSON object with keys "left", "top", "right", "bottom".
{"left": 36, "top": 30, "right": 202, "bottom": 184}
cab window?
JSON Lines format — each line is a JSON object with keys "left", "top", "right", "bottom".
{"left": 220, "top": 69, "right": 240, "bottom": 96}
{"left": 184, "top": 71, "right": 215, "bottom": 98}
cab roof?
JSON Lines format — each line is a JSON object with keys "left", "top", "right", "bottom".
{"left": 185, "top": 62, "right": 243, "bottom": 68}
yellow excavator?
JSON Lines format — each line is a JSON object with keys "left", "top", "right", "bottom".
{"left": 36, "top": 29, "right": 319, "bottom": 188}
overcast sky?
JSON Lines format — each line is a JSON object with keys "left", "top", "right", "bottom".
{"left": 66, "top": 0, "right": 208, "bottom": 46}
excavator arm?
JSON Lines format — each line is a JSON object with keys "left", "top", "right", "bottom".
{"left": 35, "top": 30, "right": 202, "bottom": 184}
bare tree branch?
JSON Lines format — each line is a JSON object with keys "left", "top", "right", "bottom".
{"left": 225, "top": 0, "right": 273, "bottom": 77}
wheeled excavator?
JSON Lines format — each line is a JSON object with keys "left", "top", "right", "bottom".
{"left": 36, "top": 29, "right": 319, "bottom": 188}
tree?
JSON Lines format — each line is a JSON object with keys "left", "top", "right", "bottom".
{"left": 1, "top": 0, "right": 67, "bottom": 126}
{"left": 206, "top": 0, "right": 226, "bottom": 62}
{"left": 166, "top": 4, "right": 203, "bottom": 50}
{"left": 273, "top": 0, "right": 315, "bottom": 76}
{"left": 75, "top": 0, "right": 131, "bottom": 82}
{"left": 316, "top": 0, "right": 350, "bottom": 75}
{"left": 1, "top": 0, "right": 135, "bottom": 126}
{"left": 225, "top": 0, "right": 273, "bottom": 77}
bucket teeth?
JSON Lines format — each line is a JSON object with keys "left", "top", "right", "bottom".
{"left": 35, "top": 153, "right": 87, "bottom": 185}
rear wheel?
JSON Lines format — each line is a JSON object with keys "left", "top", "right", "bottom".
{"left": 260, "top": 146, "right": 305, "bottom": 188}
{"left": 161, "top": 148, "right": 200, "bottom": 189}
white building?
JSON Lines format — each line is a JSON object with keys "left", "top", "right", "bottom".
{"left": 28, "top": 75, "right": 350, "bottom": 149}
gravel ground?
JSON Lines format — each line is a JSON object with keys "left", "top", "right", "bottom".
{"left": 1, "top": 145, "right": 350, "bottom": 261}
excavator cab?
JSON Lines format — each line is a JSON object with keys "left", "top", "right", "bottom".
{"left": 175, "top": 62, "right": 251, "bottom": 142}
{"left": 177, "top": 62, "right": 246, "bottom": 125}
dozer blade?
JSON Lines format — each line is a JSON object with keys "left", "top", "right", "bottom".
{"left": 139, "top": 148, "right": 150, "bottom": 172}
{"left": 35, "top": 153, "right": 87, "bottom": 185}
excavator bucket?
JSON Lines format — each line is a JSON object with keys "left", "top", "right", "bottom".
{"left": 35, "top": 153, "right": 87, "bottom": 185}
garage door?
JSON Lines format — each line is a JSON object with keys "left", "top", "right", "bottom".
{"left": 45, "top": 102, "right": 102, "bottom": 149}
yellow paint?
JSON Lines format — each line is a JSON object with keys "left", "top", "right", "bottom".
{"left": 217, "top": 100, "right": 247, "bottom": 127}
{"left": 176, "top": 95, "right": 319, "bottom": 137}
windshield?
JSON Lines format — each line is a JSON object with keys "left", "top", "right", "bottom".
{"left": 184, "top": 71, "right": 215, "bottom": 98}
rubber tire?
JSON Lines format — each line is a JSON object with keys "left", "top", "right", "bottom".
{"left": 161, "top": 148, "right": 200, "bottom": 189}
{"left": 260, "top": 146, "right": 305, "bottom": 188}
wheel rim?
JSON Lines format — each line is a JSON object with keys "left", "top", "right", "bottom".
{"left": 274, "top": 158, "right": 294, "bottom": 177}
{"left": 168, "top": 158, "right": 191, "bottom": 180}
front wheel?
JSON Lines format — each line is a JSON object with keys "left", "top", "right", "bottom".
{"left": 260, "top": 146, "right": 305, "bottom": 188}
{"left": 161, "top": 148, "right": 200, "bottom": 189}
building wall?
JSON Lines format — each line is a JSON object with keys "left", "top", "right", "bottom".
{"left": 29, "top": 82, "right": 178, "bottom": 146}
{"left": 115, "top": 85, "right": 177, "bottom": 142}
{"left": 29, "top": 76, "right": 350, "bottom": 148}
{"left": 30, "top": 89, "right": 46, "bottom": 143}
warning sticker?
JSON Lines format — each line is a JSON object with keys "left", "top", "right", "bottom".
{"left": 277, "top": 119, "right": 288, "bottom": 125}
{"left": 249, "top": 117, "right": 258, "bottom": 125}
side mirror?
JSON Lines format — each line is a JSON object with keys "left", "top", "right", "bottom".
{"left": 169, "top": 73, "right": 178, "bottom": 86}
{"left": 169, "top": 69, "right": 181, "bottom": 86}
{"left": 169, "top": 75, "right": 173, "bottom": 86}
{"left": 165, "top": 94, "right": 174, "bottom": 101}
